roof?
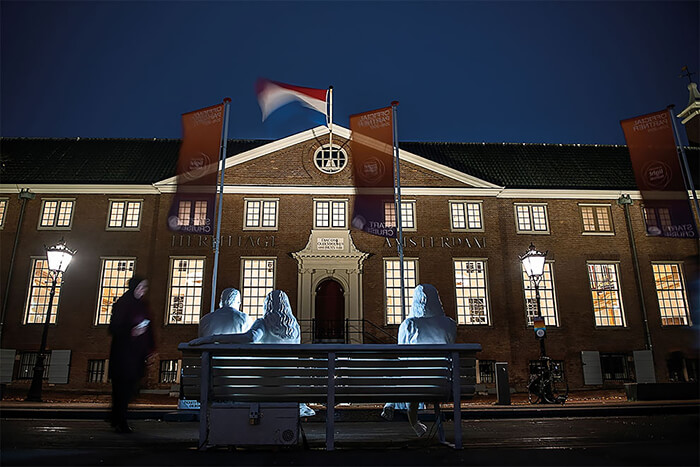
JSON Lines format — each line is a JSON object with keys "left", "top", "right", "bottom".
{"left": 1, "top": 136, "right": 697, "bottom": 190}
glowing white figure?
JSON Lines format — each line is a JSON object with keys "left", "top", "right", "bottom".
{"left": 382, "top": 284, "right": 457, "bottom": 436}
{"left": 198, "top": 288, "right": 250, "bottom": 338}
{"left": 189, "top": 290, "right": 314, "bottom": 417}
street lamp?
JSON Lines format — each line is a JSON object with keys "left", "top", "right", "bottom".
{"left": 26, "top": 238, "right": 76, "bottom": 402}
{"left": 519, "top": 243, "right": 548, "bottom": 358}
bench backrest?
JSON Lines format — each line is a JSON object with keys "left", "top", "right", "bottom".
{"left": 178, "top": 343, "right": 481, "bottom": 404}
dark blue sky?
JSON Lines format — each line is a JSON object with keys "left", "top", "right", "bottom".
{"left": 1, "top": 1, "right": 698, "bottom": 144}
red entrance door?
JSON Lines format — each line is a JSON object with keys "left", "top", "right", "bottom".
{"left": 315, "top": 279, "right": 345, "bottom": 341}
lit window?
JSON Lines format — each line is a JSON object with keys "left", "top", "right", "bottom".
{"left": 450, "top": 201, "right": 483, "bottom": 231}
{"left": 643, "top": 206, "right": 673, "bottom": 236}
{"left": 0, "top": 198, "right": 7, "bottom": 228}
{"left": 87, "top": 359, "right": 107, "bottom": 383}
{"left": 384, "top": 258, "right": 418, "bottom": 325}
{"left": 241, "top": 258, "right": 276, "bottom": 319}
{"left": 107, "top": 200, "right": 142, "bottom": 229}
{"left": 587, "top": 263, "right": 625, "bottom": 326}
{"left": 38, "top": 199, "right": 74, "bottom": 229}
{"left": 383, "top": 201, "right": 416, "bottom": 230}
{"left": 521, "top": 263, "right": 558, "bottom": 326}
{"left": 314, "top": 145, "right": 348, "bottom": 174}
{"left": 177, "top": 200, "right": 209, "bottom": 227}
{"left": 454, "top": 260, "right": 489, "bottom": 325}
{"left": 244, "top": 199, "right": 278, "bottom": 229}
{"left": 652, "top": 263, "right": 690, "bottom": 326}
{"left": 580, "top": 205, "right": 613, "bottom": 234}
{"left": 95, "top": 258, "right": 136, "bottom": 325}
{"left": 314, "top": 200, "right": 347, "bottom": 229}
{"left": 515, "top": 204, "right": 549, "bottom": 233}
{"left": 159, "top": 360, "right": 180, "bottom": 384}
{"left": 24, "top": 259, "right": 63, "bottom": 324}
{"left": 167, "top": 257, "right": 205, "bottom": 324}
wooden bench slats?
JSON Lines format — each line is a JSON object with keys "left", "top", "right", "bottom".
{"left": 335, "top": 368, "right": 451, "bottom": 377}
{"left": 212, "top": 368, "right": 329, "bottom": 378}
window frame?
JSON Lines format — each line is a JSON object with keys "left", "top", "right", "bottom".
{"left": 37, "top": 198, "right": 75, "bottom": 230}
{"left": 94, "top": 257, "right": 136, "bottom": 325}
{"left": 23, "top": 257, "right": 63, "bottom": 325}
{"left": 383, "top": 257, "right": 419, "bottom": 326}
{"left": 240, "top": 257, "right": 277, "bottom": 320}
{"left": 521, "top": 261, "right": 559, "bottom": 327}
{"left": 579, "top": 203, "right": 614, "bottom": 235}
{"left": 586, "top": 261, "right": 626, "bottom": 327}
{"left": 313, "top": 199, "right": 348, "bottom": 229}
{"left": 477, "top": 360, "right": 496, "bottom": 384}
{"left": 0, "top": 197, "right": 8, "bottom": 229}
{"left": 313, "top": 144, "right": 348, "bottom": 174}
{"left": 651, "top": 262, "right": 691, "bottom": 326}
{"left": 514, "top": 203, "right": 550, "bottom": 234}
{"left": 159, "top": 359, "right": 180, "bottom": 384}
{"left": 449, "top": 200, "right": 484, "bottom": 232}
{"left": 243, "top": 198, "right": 279, "bottom": 231}
{"left": 18, "top": 352, "right": 50, "bottom": 380}
{"left": 453, "top": 258, "right": 491, "bottom": 326}
{"left": 165, "top": 256, "right": 206, "bottom": 325}
{"left": 106, "top": 199, "right": 143, "bottom": 231}
{"left": 383, "top": 200, "right": 417, "bottom": 232}
{"left": 87, "top": 359, "right": 108, "bottom": 383}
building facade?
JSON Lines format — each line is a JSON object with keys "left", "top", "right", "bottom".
{"left": 0, "top": 124, "right": 698, "bottom": 395}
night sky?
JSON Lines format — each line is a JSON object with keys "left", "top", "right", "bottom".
{"left": 1, "top": 1, "right": 698, "bottom": 145}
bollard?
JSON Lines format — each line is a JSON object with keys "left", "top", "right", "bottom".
{"left": 495, "top": 362, "right": 511, "bottom": 405}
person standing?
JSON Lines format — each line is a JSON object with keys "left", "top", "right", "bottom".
{"left": 109, "top": 276, "right": 155, "bottom": 433}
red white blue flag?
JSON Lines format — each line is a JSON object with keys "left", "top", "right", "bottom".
{"left": 255, "top": 78, "right": 328, "bottom": 121}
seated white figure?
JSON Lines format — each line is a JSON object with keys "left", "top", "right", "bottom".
{"left": 198, "top": 288, "right": 250, "bottom": 338}
{"left": 189, "top": 290, "right": 315, "bottom": 417}
{"left": 381, "top": 284, "right": 457, "bottom": 437}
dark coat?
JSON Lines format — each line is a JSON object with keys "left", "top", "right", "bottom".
{"left": 108, "top": 290, "right": 155, "bottom": 381}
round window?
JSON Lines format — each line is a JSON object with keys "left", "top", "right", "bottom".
{"left": 314, "top": 145, "right": 347, "bottom": 174}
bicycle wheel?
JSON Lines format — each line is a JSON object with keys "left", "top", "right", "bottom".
{"left": 527, "top": 374, "right": 542, "bottom": 404}
{"left": 550, "top": 374, "right": 569, "bottom": 404}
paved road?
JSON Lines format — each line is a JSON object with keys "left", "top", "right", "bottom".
{"left": 2, "top": 413, "right": 698, "bottom": 466}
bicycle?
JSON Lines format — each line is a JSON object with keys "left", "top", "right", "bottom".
{"left": 527, "top": 356, "right": 569, "bottom": 404}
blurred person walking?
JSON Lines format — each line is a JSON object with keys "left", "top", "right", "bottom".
{"left": 109, "top": 276, "right": 155, "bottom": 433}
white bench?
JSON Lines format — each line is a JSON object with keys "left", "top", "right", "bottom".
{"left": 177, "top": 343, "right": 481, "bottom": 450}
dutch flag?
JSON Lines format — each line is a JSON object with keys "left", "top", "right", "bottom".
{"left": 255, "top": 78, "right": 329, "bottom": 122}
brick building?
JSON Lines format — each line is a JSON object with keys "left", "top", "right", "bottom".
{"left": 0, "top": 122, "right": 698, "bottom": 395}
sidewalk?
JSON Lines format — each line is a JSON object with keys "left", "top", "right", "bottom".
{"left": 1, "top": 387, "right": 698, "bottom": 421}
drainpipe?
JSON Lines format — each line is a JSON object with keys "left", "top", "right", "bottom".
{"left": 618, "top": 194, "right": 653, "bottom": 351}
{"left": 0, "top": 188, "right": 35, "bottom": 347}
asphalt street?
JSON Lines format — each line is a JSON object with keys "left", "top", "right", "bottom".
{"left": 2, "top": 412, "right": 698, "bottom": 466}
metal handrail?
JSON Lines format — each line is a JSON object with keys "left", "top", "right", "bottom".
{"left": 297, "top": 318, "right": 397, "bottom": 344}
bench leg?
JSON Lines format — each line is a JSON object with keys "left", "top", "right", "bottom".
{"left": 433, "top": 403, "right": 448, "bottom": 446}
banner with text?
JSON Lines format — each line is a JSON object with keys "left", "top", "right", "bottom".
{"left": 620, "top": 110, "right": 697, "bottom": 238}
{"left": 167, "top": 103, "right": 225, "bottom": 235}
{"left": 350, "top": 106, "right": 396, "bottom": 238}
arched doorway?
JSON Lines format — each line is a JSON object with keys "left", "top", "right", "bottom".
{"left": 315, "top": 279, "right": 345, "bottom": 342}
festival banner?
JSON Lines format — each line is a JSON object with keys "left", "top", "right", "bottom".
{"left": 620, "top": 110, "right": 697, "bottom": 238}
{"left": 167, "top": 103, "right": 225, "bottom": 235}
{"left": 350, "top": 106, "right": 397, "bottom": 238}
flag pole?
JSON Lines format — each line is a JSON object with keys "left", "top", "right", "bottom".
{"left": 667, "top": 105, "right": 700, "bottom": 220}
{"left": 328, "top": 86, "right": 334, "bottom": 154}
{"left": 210, "top": 97, "right": 231, "bottom": 313}
{"left": 391, "top": 101, "right": 406, "bottom": 321}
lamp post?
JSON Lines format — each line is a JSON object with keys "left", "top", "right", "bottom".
{"left": 26, "top": 238, "right": 76, "bottom": 402}
{"left": 519, "top": 243, "right": 548, "bottom": 358}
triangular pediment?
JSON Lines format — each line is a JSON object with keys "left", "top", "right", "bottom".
{"left": 154, "top": 125, "right": 501, "bottom": 192}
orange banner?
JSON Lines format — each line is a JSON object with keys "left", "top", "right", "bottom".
{"left": 350, "top": 107, "right": 396, "bottom": 237}
{"left": 621, "top": 110, "right": 697, "bottom": 238}
{"left": 167, "top": 103, "right": 224, "bottom": 234}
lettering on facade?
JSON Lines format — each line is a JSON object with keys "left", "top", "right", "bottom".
{"left": 171, "top": 234, "right": 276, "bottom": 248}
{"left": 384, "top": 236, "right": 487, "bottom": 249}
{"left": 317, "top": 237, "right": 345, "bottom": 251}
